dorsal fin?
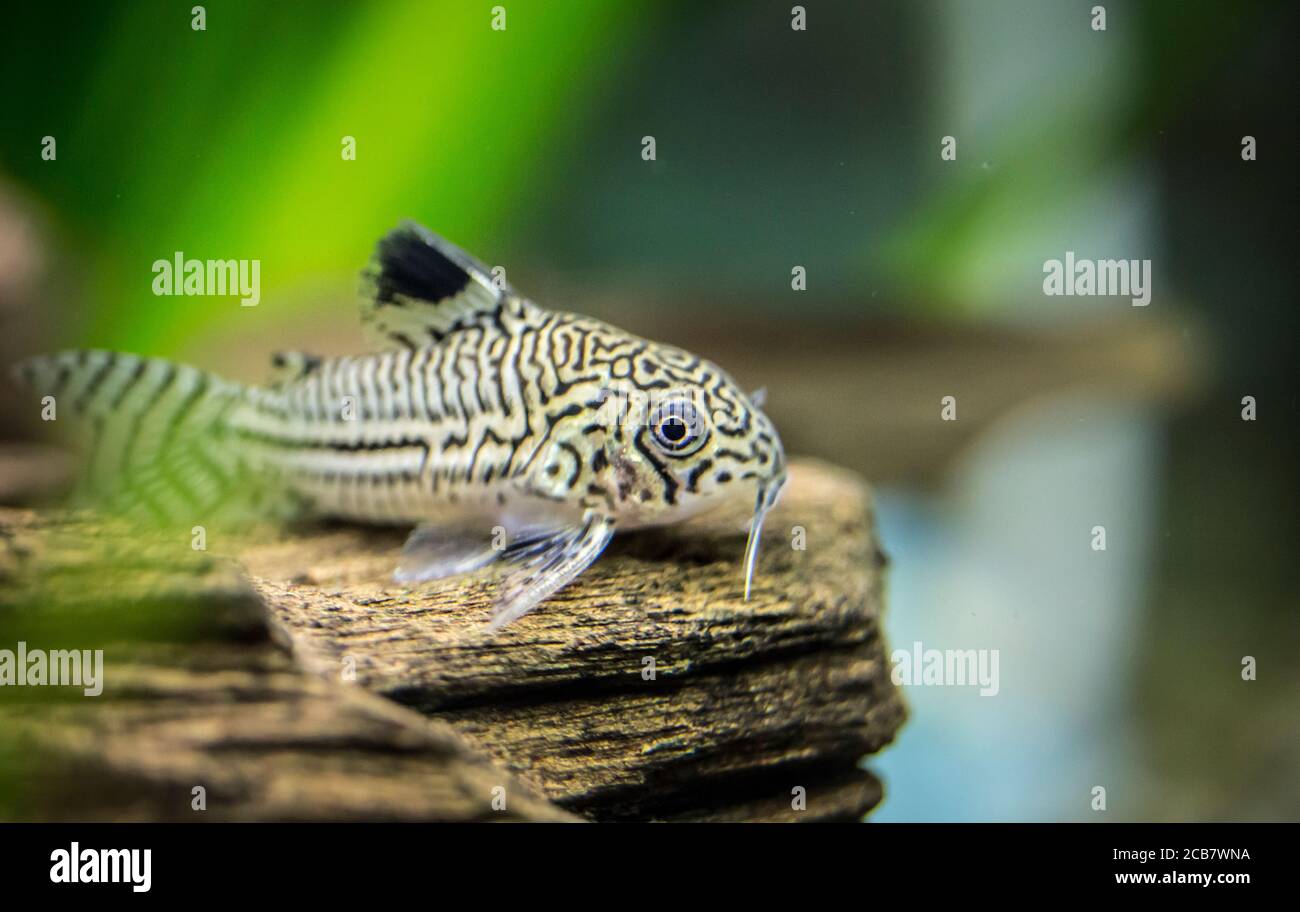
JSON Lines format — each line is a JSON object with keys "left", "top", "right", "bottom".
{"left": 360, "top": 221, "right": 513, "bottom": 350}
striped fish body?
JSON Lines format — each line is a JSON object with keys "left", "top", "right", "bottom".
{"left": 13, "top": 349, "right": 253, "bottom": 519}
{"left": 14, "top": 223, "right": 787, "bottom": 627}
{"left": 235, "top": 305, "right": 553, "bottom": 527}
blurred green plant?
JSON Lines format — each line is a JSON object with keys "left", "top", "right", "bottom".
{"left": 0, "top": 0, "right": 642, "bottom": 355}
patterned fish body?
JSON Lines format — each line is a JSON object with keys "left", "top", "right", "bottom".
{"left": 14, "top": 223, "right": 787, "bottom": 627}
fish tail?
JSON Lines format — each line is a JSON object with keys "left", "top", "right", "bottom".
{"left": 11, "top": 350, "right": 261, "bottom": 521}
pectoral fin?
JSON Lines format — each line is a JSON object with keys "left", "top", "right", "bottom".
{"left": 488, "top": 512, "right": 615, "bottom": 631}
{"left": 394, "top": 523, "right": 504, "bottom": 583}
{"left": 393, "top": 515, "right": 583, "bottom": 585}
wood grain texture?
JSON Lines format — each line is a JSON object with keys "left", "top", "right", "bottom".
{"left": 0, "top": 509, "right": 574, "bottom": 822}
{"left": 241, "top": 458, "right": 904, "bottom": 821}
{"left": 0, "top": 458, "right": 903, "bottom": 822}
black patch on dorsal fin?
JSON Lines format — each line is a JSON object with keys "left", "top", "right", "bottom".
{"left": 360, "top": 221, "right": 514, "bottom": 350}
{"left": 370, "top": 222, "right": 492, "bottom": 307}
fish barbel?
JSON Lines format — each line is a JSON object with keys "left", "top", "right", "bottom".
{"left": 13, "top": 222, "right": 787, "bottom": 628}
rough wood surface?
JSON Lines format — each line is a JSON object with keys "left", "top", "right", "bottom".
{"left": 0, "top": 457, "right": 903, "bottom": 822}
{"left": 0, "top": 510, "right": 573, "bottom": 822}
{"left": 241, "top": 458, "right": 903, "bottom": 821}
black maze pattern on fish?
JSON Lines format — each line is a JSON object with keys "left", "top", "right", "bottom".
{"left": 17, "top": 311, "right": 769, "bottom": 525}
{"left": 262, "top": 316, "right": 742, "bottom": 520}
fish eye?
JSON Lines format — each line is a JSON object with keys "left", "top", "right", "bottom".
{"left": 660, "top": 416, "right": 688, "bottom": 442}
{"left": 649, "top": 396, "right": 708, "bottom": 456}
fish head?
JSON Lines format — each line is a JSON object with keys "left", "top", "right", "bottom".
{"left": 597, "top": 347, "right": 787, "bottom": 598}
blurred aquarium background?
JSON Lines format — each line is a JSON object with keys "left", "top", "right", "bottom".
{"left": 0, "top": 0, "right": 1296, "bottom": 820}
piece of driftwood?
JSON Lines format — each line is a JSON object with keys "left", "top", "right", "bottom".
{"left": 0, "top": 457, "right": 903, "bottom": 822}
{"left": 242, "top": 458, "right": 902, "bottom": 821}
{"left": 0, "top": 509, "right": 574, "bottom": 822}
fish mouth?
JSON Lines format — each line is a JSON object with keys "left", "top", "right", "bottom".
{"left": 741, "top": 473, "right": 786, "bottom": 601}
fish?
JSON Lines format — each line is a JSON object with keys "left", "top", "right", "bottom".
{"left": 11, "top": 221, "right": 788, "bottom": 628}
